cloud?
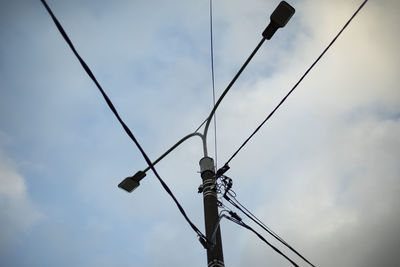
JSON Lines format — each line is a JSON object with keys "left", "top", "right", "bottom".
{"left": 237, "top": 115, "right": 400, "bottom": 267}
{"left": 0, "top": 0, "right": 399, "bottom": 266}
{"left": 209, "top": 1, "right": 400, "bottom": 266}
{"left": 0, "top": 145, "right": 42, "bottom": 253}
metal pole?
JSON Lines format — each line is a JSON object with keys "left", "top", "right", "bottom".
{"left": 199, "top": 157, "right": 224, "bottom": 267}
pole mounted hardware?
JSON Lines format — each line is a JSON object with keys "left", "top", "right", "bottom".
{"left": 215, "top": 164, "right": 230, "bottom": 178}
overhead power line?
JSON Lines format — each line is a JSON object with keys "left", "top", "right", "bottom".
{"left": 40, "top": 0, "right": 209, "bottom": 245}
{"left": 225, "top": 214, "right": 300, "bottom": 267}
{"left": 222, "top": 0, "right": 369, "bottom": 167}
{"left": 218, "top": 175, "right": 316, "bottom": 266}
{"left": 225, "top": 192, "right": 316, "bottom": 267}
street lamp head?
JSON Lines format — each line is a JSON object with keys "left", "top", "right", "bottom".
{"left": 262, "top": 1, "right": 295, "bottom": 40}
{"left": 118, "top": 171, "right": 146, "bottom": 193}
{"left": 270, "top": 1, "right": 295, "bottom": 28}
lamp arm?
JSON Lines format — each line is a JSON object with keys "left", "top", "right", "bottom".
{"left": 143, "top": 132, "right": 206, "bottom": 173}
{"left": 203, "top": 37, "right": 266, "bottom": 143}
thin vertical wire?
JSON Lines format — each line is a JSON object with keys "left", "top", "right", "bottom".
{"left": 210, "top": 0, "right": 218, "bottom": 170}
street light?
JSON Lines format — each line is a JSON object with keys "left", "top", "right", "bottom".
{"left": 118, "top": 132, "right": 204, "bottom": 193}
{"left": 202, "top": 1, "right": 295, "bottom": 152}
{"left": 118, "top": 1, "right": 295, "bottom": 192}
{"left": 118, "top": 2, "right": 295, "bottom": 266}
{"left": 118, "top": 170, "right": 146, "bottom": 192}
{"left": 263, "top": 1, "right": 296, "bottom": 40}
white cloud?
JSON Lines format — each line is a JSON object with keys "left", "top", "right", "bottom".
{"left": 205, "top": 0, "right": 400, "bottom": 266}
{"left": 0, "top": 0, "right": 399, "bottom": 266}
{"left": 0, "top": 147, "right": 42, "bottom": 252}
{"left": 243, "top": 116, "right": 400, "bottom": 267}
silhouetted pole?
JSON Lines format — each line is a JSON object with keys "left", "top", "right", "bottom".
{"left": 200, "top": 157, "right": 224, "bottom": 267}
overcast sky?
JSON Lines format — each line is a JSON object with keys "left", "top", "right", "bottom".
{"left": 1, "top": 0, "right": 399, "bottom": 266}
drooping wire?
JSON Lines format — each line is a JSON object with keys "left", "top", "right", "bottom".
{"left": 217, "top": 175, "right": 315, "bottom": 266}
{"left": 223, "top": 0, "right": 369, "bottom": 167}
{"left": 213, "top": 202, "right": 300, "bottom": 267}
{"left": 209, "top": 0, "right": 218, "bottom": 170}
{"left": 227, "top": 193, "right": 286, "bottom": 241}
{"left": 224, "top": 215, "right": 299, "bottom": 267}
{"left": 225, "top": 192, "right": 316, "bottom": 267}
{"left": 40, "top": 0, "right": 209, "bottom": 245}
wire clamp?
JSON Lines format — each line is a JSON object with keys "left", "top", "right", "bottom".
{"left": 215, "top": 164, "right": 230, "bottom": 178}
{"left": 199, "top": 235, "right": 214, "bottom": 250}
{"left": 229, "top": 211, "right": 242, "bottom": 222}
{"left": 198, "top": 184, "right": 204, "bottom": 193}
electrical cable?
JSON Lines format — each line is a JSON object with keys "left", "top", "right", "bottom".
{"left": 213, "top": 205, "right": 300, "bottom": 266}
{"left": 228, "top": 192, "right": 287, "bottom": 243}
{"left": 223, "top": 0, "right": 369, "bottom": 166}
{"left": 216, "top": 186, "right": 299, "bottom": 267}
{"left": 225, "top": 215, "right": 299, "bottom": 267}
{"left": 194, "top": 118, "right": 208, "bottom": 133}
{"left": 227, "top": 194, "right": 284, "bottom": 240}
{"left": 40, "top": 0, "right": 209, "bottom": 245}
{"left": 209, "top": 0, "right": 218, "bottom": 170}
{"left": 217, "top": 175, "right": 315, "bottom": 265}
{"left": 225, "top": 192, "right": 316, "bottom": 267}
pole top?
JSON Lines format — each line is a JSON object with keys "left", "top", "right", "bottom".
{"left": 199, "top": 157, "right": 215, "bottom": 173}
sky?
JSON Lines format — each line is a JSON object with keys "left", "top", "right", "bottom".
{"left": 0, "top": 0, "right": 399, "bottom": 266}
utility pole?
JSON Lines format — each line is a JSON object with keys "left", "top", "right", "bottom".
{"left": 200, "top": 157, "right": 224, "bottom": 267}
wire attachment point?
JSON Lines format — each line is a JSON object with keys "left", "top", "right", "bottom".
{"left": 229, "top": 211, "right": 242, "bottom": 222}
{"left": 199, "top": 236, "right": 214, "bottom": 249}
{"left": 198, "top": 236, "right": 209, "bottom": 249}
{"left": 198, "top": 184, "right": 204, "bottom": 193}
{"left": 215, "top": 164, "right": 230, "bottom": 178}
